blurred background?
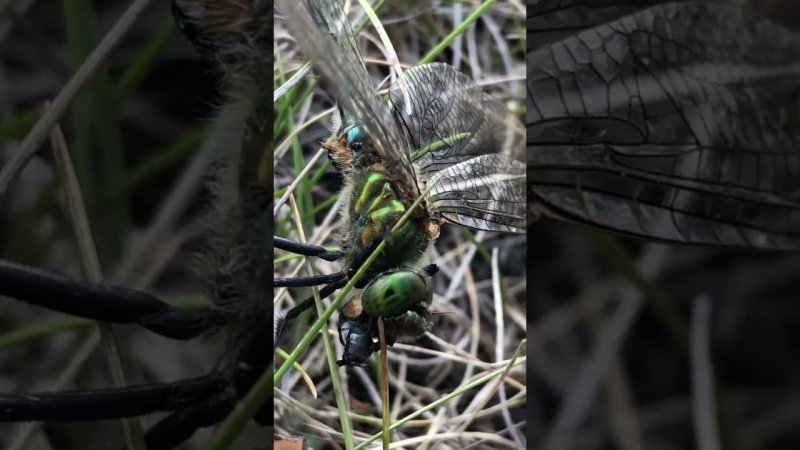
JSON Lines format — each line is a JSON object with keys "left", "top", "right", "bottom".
{"left": 528, "top": 1, "right": 800, "bottom": 450}
{"left": 0, "top": 0, "right": 228, "bottom": 448}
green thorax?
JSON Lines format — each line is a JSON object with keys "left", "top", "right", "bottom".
{"left": 347, "top": 171, "right": 430, "bottom": 275}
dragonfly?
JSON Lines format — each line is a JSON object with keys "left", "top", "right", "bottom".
{"left": 0, "top": 1, "right": 272, "bottom": 449}
{"left": 274, "top": 0, "right": 526, "bottom": 368}
{"left": 527, "top": 0, "right": 800, "bottom": 250}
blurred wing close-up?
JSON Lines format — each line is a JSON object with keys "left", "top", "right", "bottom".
{"left": 528, "top": 1, "right": 800, "bottom": 449}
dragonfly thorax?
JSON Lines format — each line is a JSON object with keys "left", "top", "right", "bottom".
{"left": 323, "top": 124, "right": 388, "bottom": 175}
{"left": 345, "top": 171, "right": 432, "bottom": 277}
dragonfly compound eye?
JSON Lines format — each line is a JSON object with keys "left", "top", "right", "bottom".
{"left": 346, "top": 125, "right": 366, "bottom": 151}
{"left": 361, "top": 269, "right": 430, "bottom": 318}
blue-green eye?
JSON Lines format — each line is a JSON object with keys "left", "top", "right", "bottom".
{"left": 346, "top": 126, "right": 365, "bottom": 151}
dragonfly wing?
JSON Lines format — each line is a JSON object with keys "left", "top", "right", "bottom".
{"left": 390, "top": 63, "right": 524, "bottom": 185}
{"left": 528, "top": 2, "right": 800, "bottom": 250}
{"left": 302, "top": 0, "right": 369, "bottom": 86}
{"left": 277, "top": 0, "right": 418, "bottom": 193}
{"left": 527, "top": 0, "right": 676, "bottom": 51}
{"left": 427, "top": 154, "right": 526, "bottom": 233}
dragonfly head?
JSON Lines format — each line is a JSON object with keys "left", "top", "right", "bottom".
{"left": 323, "top": 123, "right": 381, "bottom": 174}
{"left": 346, "top": 125, "right": 366, "bottom": 152}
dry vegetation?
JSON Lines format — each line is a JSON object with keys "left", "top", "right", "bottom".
{"left": 273, "top": 1, "right": 527, "bottom": 449}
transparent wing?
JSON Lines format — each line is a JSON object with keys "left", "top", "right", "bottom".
{"left": 277, "top": 0, "right": 418, "bottom": 193}
{"left": 303, "top": 0, "right": 370, "bottom": 89}
{"left": 527, "top": 0, "right": 678, "bottom": 52}
{"left": 389, "top": 63, "right": 524, "bottom": 185}
{"left": 427, "top": 154, "right": 526, "bottom": 233}
{"left": 527, "top": 2, "right": 800, "bottom": 250}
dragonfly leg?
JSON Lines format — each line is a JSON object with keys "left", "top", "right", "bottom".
{"left": 273, "top": 270, "right": 346, "bottom": 288}
{"left": 274, "top": 279, "right": 346, "bottom": 353}
{"left": 0, "top": 373, "right": 225, "bottom": 422}
{"left": 0, "top": 369, "right": 236, "bottom": 449}
{"left": 233, "top": 322, "right": 274, "bottom": 426}
{"left": 0, "top": 258, "right": 224, "bottom": 339}
{"left": 274, "top": 236, "right": 343, "bottom": 261}
{"left": 144, "top": 390, "right": 235, "bottom": 450}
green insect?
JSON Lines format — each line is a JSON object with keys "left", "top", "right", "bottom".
{"left": 273, "top": 0, "right": 526, "bottom": 367}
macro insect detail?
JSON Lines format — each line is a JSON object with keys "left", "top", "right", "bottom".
{"left": 527, "top": 3, "right": 800, "bottom": 448}
{"left": 527, "top": 1, "right": 800, "bottom": 250}
{"left": 0, "top": 1, "right": 273, "bottom": 449}
{"left": 273, "top": 0, "right": 527, "bottom": 369}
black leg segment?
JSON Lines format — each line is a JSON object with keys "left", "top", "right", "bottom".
{"left": 0, "top": 259, "right": 224, "bottom": 339}
{"left": 144, "top": 394, "right": 234, "bottom": 450}
{"left": 274, "top": 278, "right": 346, "bottom": 352}
{"left": 274, "top": 236, "right": 343, "bottom": 261}
{"left": 0, "top": 374, "right": 225, "bottom": 421}
{"left": 274, "top": 271, "right": 346, "bottom": 288}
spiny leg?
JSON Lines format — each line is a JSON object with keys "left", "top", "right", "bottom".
{"left": 145, "top": 341, "right": 274, "bottom": 449}
{"left": 273, "top": 236, "right": 346, "bottom": 287}
{"left": 274, "top": 236, "right": 343, "bottom": 261}
{"left": 0, "top": 373, "right": 225, "bottom": 422}
{"left": 274, "top": 271, "right": 346, "bottom": 288}
{"left": 144, "top": 391, "right": 235, "bottom": 450}
{"left": 274, "top": 278, "right": 346, "bottom": 353}
{"left": 0, "top": 259, "right": 224, "bottom": 339}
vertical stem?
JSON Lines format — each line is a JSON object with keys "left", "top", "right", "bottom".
{"left": 50, "top": 116, "right": 143, "bottom": 449}
{"left": 378, "top": 317, "right": 391, "bottom": 450}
